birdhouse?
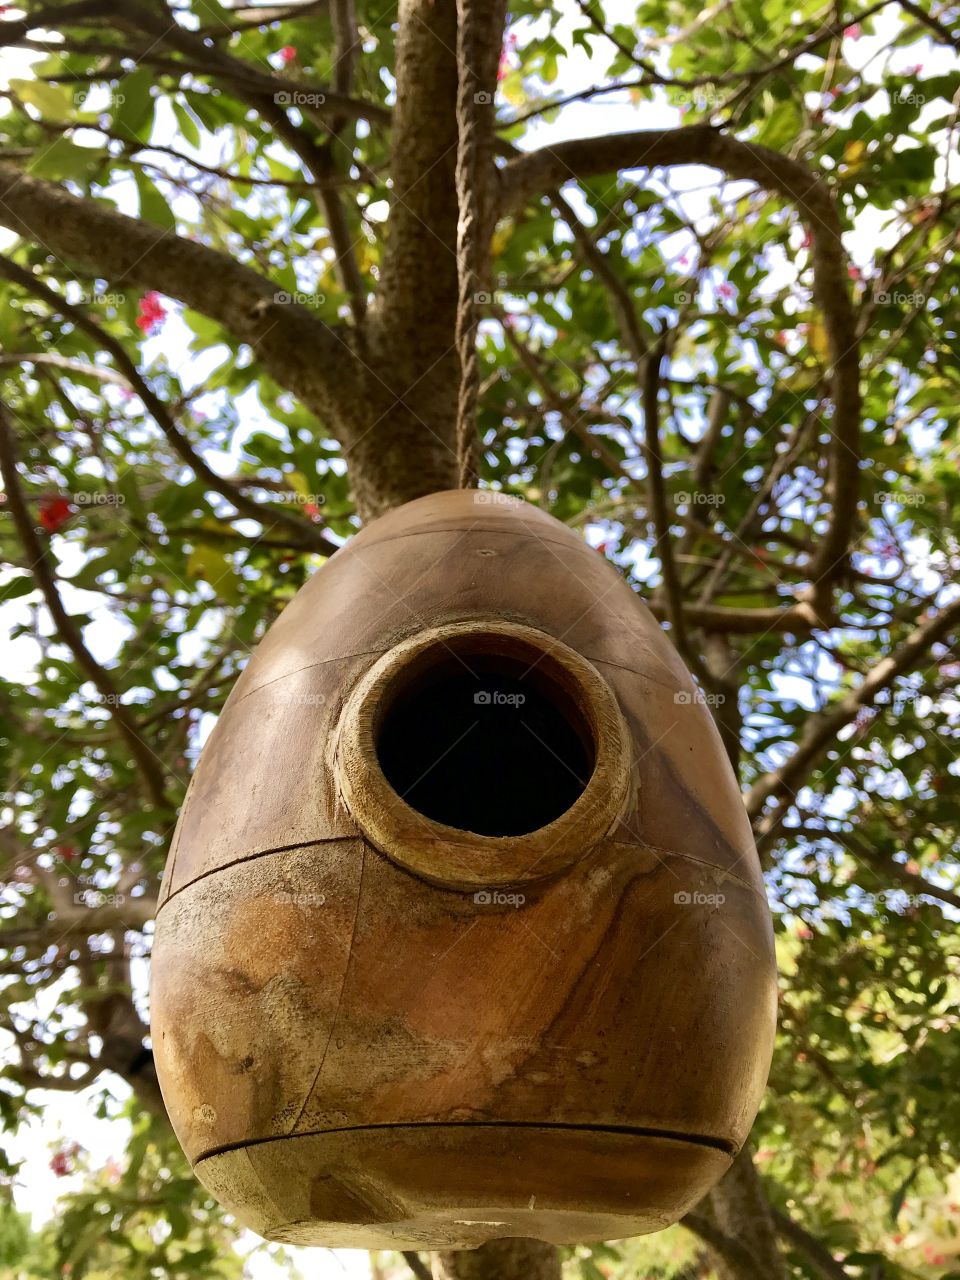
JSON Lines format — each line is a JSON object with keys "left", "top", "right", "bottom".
{"left": 151, "top": 489, "right": 776, "bottom": 1250}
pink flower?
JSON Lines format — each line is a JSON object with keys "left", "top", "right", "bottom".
{"left": 800, "top": 229, "right": 813, "bottom": 249}
{"left": 497, "top": 31, "right": 518, "bottom": 82}
{"left": 844, "top": 23, "right": 862, "bottom": 38}
{"left": 136, "top": 292, "right": 167, "bottom": 335}
{"left": 717, "top": 281, "right": 733, "bottom": 298}
{"left": 279, "top": 45, "right": 296, "bottom": 65}
{"left": 847, "top": 264, "right": 861, "bottom": 281}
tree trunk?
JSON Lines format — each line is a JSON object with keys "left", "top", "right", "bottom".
{"left": 433, "top": 1239, "right": 562, "bottom": 1280}
{"left": 706, "top": 1147, "right": 788, "bottom": 1280}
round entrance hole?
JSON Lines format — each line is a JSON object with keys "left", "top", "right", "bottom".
{"left": 374, "top": 646, "right": 596, "bottom": 837}
{"left": 336, "top": 621, "right": 632, "bottom": 892}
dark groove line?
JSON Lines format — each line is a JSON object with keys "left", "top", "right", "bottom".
{"left": 193, "top": 1120, "right": 738, "bottom": 1165}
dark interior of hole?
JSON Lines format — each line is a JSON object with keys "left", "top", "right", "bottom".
{"left": 375, "top": 651, "right": 595, "bottom": 837}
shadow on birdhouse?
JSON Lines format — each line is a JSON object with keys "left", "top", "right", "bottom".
{"left": 151, "top": 489, "right": 777, "bottom": 1250}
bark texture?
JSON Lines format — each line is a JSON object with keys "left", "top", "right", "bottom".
{"left": 434, "top": 1239, "right": 562, "bottom": 1280}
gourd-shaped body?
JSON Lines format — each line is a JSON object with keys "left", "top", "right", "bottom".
{"left": 151, "top": 490, "right": 777, "bottom": 1250}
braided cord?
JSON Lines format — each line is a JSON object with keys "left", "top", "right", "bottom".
{"left": 454, "top": 0, "right": 486, "bottom": 488}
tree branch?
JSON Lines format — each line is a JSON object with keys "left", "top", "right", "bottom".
{"left": 773, "top": 1208, "right": 851, "bottom": 1280}
{"left": 746, "top": 595, "right": 960, "bottom": 838}
{"left": 0, "top": 258, "right": 341, "bottom": 557}
{"left": 682, "top": 1212, "right": 766, "bottom": 1280}
{"left": 502, "top": 125, "right": 860, "bottom": 594}
{"left": 791, "top": 824, "right": 960, "bottom": 913}
{"left": 0, "top": 162, "right": 359, "bottom": 427}
{"left": 0, "top": 403, "right": 170, "bottom": 810}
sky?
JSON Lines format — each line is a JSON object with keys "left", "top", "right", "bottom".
{"left": 0, "top": 1, "right": 956, "bottom": 1276}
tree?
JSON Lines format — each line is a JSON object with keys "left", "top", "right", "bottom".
{"left": 0, "top": 1, "right": 958, "bottom": 1278}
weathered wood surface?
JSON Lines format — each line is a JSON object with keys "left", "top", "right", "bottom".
{"left": 151, "top": 489, "right": 777, "bottom": 1248}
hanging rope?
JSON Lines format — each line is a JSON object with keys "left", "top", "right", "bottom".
{"left": 454, "top": 0, "right": 485, "bottom": 488}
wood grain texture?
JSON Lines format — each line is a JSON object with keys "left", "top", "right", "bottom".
{"left": 151, "top": 489, "right": 777, "bottom": 1248}
{"left": 194, "top": 1126, "right": 734, "bottom": 1249}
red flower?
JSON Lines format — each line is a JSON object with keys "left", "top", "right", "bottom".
{"left": 38, "top": 496, "right": 73, "bottom": 533}
{"left": 844, "top": 23, "right": 862, "bottom": 38}
{"left": 136, "top": 292, "right": 167, "bottom": 335}
{"left": 55, "top": 844, "right": 76, "bottom": 863}
{"left": 279, "top": 45, "right": 296, "bottom": 65}
{"left": 303, "top": 502, "right": 321, "bottom": 520}
{"left": 497, "top": 31, "right": 518, "bottom": 82}
{"left": 50, "top": 1151, "right": 72, "bottom": 1177}
{"left": 847, "top": 264, "right": 861, "bottom": 281}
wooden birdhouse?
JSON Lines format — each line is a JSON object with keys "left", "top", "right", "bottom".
{"left": 151, "top": 489, "right": 776, "bottom": 1250}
